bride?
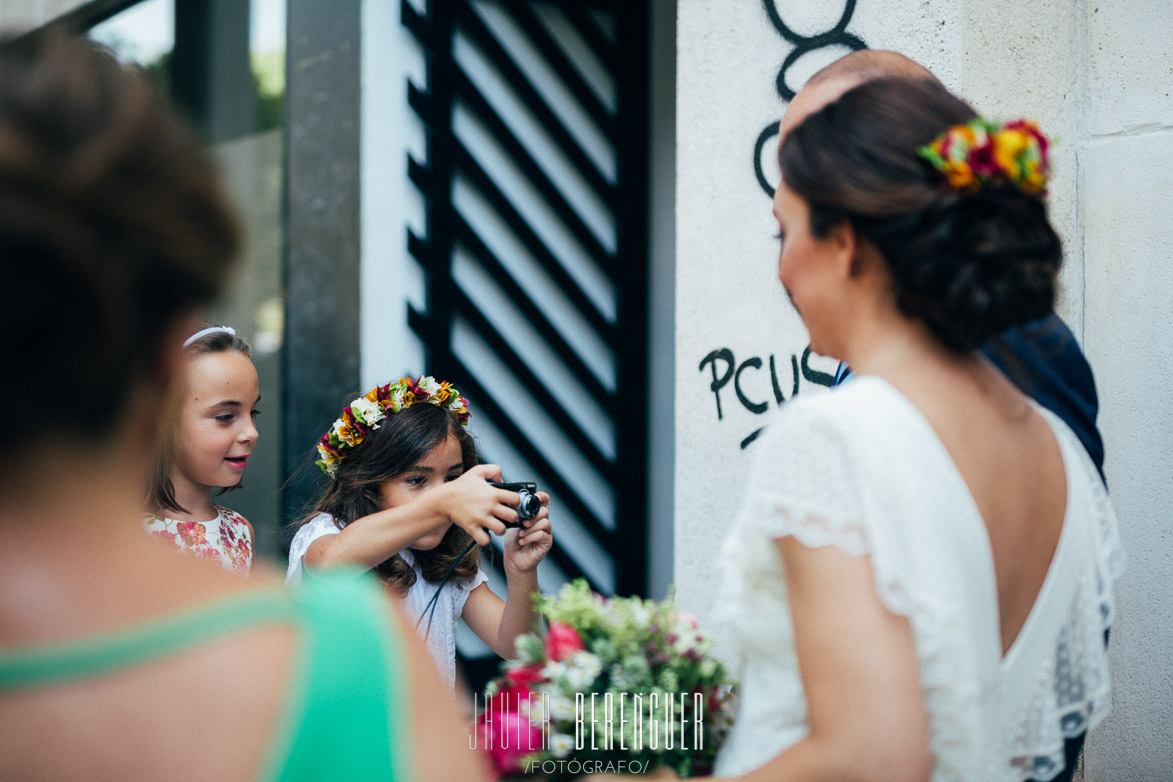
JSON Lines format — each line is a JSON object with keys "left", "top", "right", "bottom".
{"left": 704, "top": 72, "right": 1122, "bottom": 782}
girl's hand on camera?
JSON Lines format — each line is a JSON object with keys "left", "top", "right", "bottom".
{"left": 437, "top": 464, "right": 515, "bottom": 546}
{"left": 503, "top": 492, "right": 552, "bottom": 574}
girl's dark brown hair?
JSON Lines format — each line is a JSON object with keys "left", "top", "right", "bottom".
{"left": 781, "top": 77, "right": 1062, "bottom": 352}
{"left": 0, "top": 34, "right": 241, "bottom": 450}
{"left": 299, "top": 400, "right": 482, "bottom": 590}
{"left": 149, "top": 329, "right": 254, "bottom": 515}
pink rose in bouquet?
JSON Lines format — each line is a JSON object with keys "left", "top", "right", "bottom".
{"left": 505, "top": 662, "right": 546, "bottom": 689}
{"left": 545, "top": 622, "right": 584, "bottom": 662}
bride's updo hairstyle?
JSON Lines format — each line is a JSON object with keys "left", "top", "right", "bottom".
{"left": 780, "top": 77, "right": 1062, "bottom": 352}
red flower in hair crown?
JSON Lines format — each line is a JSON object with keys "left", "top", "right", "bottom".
{"left": 918, "top": 118, "right": 1051, "bottom": 195}
{"left": 315, "top": 375, "right": 470, "bottom": 477}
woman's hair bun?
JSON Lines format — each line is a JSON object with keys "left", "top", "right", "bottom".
{"left": 884, "top": 185, "right": 1062, "bottom": 352}
{"left": 781, "top": 77, "right": 1063, "bottom": 352}
{"left": 0, "top": 34, "right": 240, "bottom": 449}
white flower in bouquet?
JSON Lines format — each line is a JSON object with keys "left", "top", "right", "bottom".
{"left": 625, "top": 601, "right": 653, "bottom": 626}
{"left": 566, "top": 651, "right": 602, "bottom": 689}
{"left": 547, "top": 692, "right": 576, "bottom": 722}
{"left": 549, "top": 733, "right": 575, "bottom": 759}
{"left": 541, "top": 660, "right": 568, "bottom": 682}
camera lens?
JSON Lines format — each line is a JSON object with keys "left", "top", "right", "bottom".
{"left": 518, "top": 491, "right": 542, "bottom": 520}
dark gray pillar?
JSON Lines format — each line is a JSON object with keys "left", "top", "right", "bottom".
{"left": 282, "top": 0, "right": 362, "bottom": 536}
{"left": 171, "top": 0, "right": 254, "bottom": 143}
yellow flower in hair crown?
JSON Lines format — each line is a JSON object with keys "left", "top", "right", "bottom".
{"left": 918, "top": 118, "right": 1051, "bottom": 196}
{"left": 315, "top": 375, "right": 471, "bottom": 477}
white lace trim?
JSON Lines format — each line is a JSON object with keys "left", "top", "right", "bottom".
{"left": 997, "top": 408, "right": 1124, "bottom": 782}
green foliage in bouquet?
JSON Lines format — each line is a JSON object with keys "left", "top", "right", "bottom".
{"left": 475, "top": 579, "right": 737, "bottom": 780}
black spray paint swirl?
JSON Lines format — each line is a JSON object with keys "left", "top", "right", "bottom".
{"left": 754, "top": 0, "right": 867, "bottom": 197}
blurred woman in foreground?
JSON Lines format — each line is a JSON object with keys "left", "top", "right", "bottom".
{"left": 0, "top": 33, "right": 485, "bottom": 782}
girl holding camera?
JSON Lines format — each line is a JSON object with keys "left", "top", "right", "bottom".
{"left": 286, "top": 376, "right": 553, "bottom": 690}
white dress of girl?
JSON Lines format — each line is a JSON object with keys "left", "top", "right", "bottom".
{"left": 286, "top": 513, "right": 487, "bottom": 690}
{"left": 712, "top": 377, "right": 1123, "bottom": 782}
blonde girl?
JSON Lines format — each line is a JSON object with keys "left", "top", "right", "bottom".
{"left": 146, "top": 325, "right": 259, "bottom": 574}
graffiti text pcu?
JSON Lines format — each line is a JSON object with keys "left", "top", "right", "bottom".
{"left": 699, "top": 345, "right": 834, "bottom": 449}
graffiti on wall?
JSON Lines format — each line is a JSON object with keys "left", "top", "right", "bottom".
{"left": 699, "top": 3, "right": 864, "bottom": 449}
{"left": 699, "top": 345, "right": 835, "bottom": 449}
{"left": 753, "top": 0, "right": 867, "bottom": 197}
{"left": 698, "top": 4, "right": 866, "bottom": 450}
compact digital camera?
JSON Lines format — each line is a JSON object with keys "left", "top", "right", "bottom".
{"left": 489, "top": 481, "right": 542, "bottom": 526}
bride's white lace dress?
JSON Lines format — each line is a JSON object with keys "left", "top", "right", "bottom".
{"left": 712, "top": 377, "right": 1123, "bottom": 782}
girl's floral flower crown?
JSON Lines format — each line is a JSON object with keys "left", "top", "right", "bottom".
{"left": 917, "top": 117, "right": 1051, "bottom": 196}
{"left": 315, "top": 375, "right": 470, "bottom": 477}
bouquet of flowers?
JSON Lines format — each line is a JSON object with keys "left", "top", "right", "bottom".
{"left": 474, "top": 580, "right": 737, "bottom": 780}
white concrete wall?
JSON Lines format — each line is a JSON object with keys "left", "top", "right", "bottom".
{"left": 1079, "top": 1, "right": 1173, "bottom": 777}
{"left": 674, "top": 1, "right": 848, "bottom": 612}
{"left": 674, "top": 1, "right": 1173, "bottom": 778}
{"left": 675, "top": 0, "right": 972, "bottom": 616}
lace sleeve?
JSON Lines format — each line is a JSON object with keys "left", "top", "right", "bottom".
{"left": 285, "top": 513, "right": 342, "bottom": 585}
{"left": 452, "top": 561, "right": 490, "bottom": 613}
{"left": 739, "top": 401, "right": 870, "bottom": 557}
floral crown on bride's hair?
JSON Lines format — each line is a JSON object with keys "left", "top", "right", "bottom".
{"left": 918, "top": 117, "right": 1051, "bottom": 196}
{"left": 315, "top": 375, "right": 470, "bottom": 477}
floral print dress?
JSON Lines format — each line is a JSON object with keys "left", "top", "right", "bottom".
{"left": 145, "top": 505, "right": 254, "bottom": 575}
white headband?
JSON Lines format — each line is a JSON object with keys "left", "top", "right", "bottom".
{"left": 183, "top": 325, "right": 237, "bottom": 348}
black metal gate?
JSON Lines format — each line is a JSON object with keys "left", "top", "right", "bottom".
{"left": 402, "top": 0, "right": 651, "bottom": 610}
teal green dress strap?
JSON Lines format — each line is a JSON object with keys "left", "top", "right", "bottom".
{"left": 0, "top": 571, "right": 415, "bottom": 781}
{"left": 260, "top": 569, "right": 416, "bottom": 782}
{"left": 0, "top": 589, "right": 295, "bottom": 689}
